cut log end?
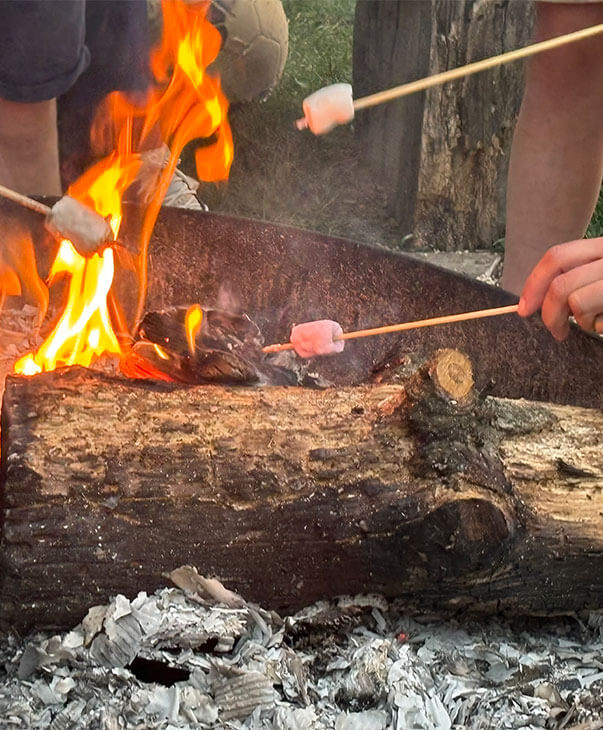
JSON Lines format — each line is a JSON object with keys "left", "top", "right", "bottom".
{"left": 429, "top": 348, "right": 474, "bottom": 402}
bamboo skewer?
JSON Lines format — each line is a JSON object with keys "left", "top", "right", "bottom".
{"left": 262, "top": 304, "right": 519, "bottom": 353}
{"left": 296, "top": 23, "right": 603, "bottom": 129}
{"left": 0, "top": 184, "right": 51, "bottom": 217}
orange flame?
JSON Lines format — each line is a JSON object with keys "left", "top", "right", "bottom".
{"left": 13, "top": 0, "right": 233, "bottom": 376}
{"left": 0, "top": 227, "right": 48, "bottom": 320}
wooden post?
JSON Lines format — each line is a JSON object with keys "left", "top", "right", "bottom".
{"left": 353, "top": 0, "right": 534, "bottom": 250}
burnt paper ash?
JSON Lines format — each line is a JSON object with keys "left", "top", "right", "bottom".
{"left": 120, "top": 305, "right": 329, "bottom": 388}
{"left": 1, "top": 584, "right": 602, "bottom": 729}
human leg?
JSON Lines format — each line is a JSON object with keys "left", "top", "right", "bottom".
{"left": 0, "top": 0, "right": 88, "bottom": 195}
{"left": 501, "top": 1, "right": 603, "bottom": 294}
{"left": 0, "top": 99, "right": 61, "bottom": 195}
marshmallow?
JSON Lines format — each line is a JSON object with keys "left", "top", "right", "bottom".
{"left": 290, "top": 320, "right": 345, "bottom": 358}
{"left": 302, "top": 83, "right": 354, "bottom": 135}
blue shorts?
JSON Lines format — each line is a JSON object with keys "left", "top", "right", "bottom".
{"left": 0, "top": 0, "right": 153, "bottom": 184}
{"left": 0, "top": 0, "right": 150, "bottom": 103}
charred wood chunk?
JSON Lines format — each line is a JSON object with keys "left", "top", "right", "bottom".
{"left": 121, "top": 306, "right": 327, "bottom": 386}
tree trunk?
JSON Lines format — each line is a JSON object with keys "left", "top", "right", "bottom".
{"left": 1, "top": 352, "right": 602, "bottom": 630}
{"left": 353, "top": 0, "right": 534, "bottom": 250}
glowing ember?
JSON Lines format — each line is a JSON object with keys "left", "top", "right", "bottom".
{"left": 12, "top": 0, "right": 233, "bottom": 376}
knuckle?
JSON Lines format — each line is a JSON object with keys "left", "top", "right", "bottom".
{"left": 567, "top": 289, "right": 586, "bottom": 319}
{"left": 545, "top": 245, "right": 564, "bottom": 267}
{"left": 547, "top": 275, "right": 568, "bottom": 303}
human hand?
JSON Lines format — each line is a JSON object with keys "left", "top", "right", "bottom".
{"left": 518, "top": 237, "right": 603, "bottom": 340}
{"left": 299, "top": 84, "right": 354, "bottom": 135}
{"left": 290, "top": 320, "right": 345, "bottom": 358}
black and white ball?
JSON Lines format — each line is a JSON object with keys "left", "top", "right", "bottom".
{"left": 209, "top": 0, "right": 289, "bottom": 103}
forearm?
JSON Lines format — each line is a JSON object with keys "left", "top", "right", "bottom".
{"left": 502, "top": 1, "right": 603, "bottom": 294}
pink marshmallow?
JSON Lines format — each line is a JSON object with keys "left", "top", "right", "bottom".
{"left": 290, "top": 320, "right": 345, "bottom": 358}
{"left": 302, "top": 83, "right": 354, "bottom": 135}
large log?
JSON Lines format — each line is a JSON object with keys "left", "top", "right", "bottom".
{"left": 353, "top": 0, "right": 534, "bottom": 249}
{"left": 1, "top": 352, "right": 602, "bottom": 630}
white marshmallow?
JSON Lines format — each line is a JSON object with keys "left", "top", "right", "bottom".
{"left": 290, "top": 320, "right": 345, "bottom": 358}
{"left": 302, "top": 83, "right": 354, "bottom": 135}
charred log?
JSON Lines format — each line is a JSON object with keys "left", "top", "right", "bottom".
{"left": 0, "top": 351, "right": 602, "bottom": 630}
{"left": 120, "top": 306, "right": 328, "bottom": 387}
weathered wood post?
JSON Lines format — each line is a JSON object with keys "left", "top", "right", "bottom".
{"left": 353, "top": 0, "right": 534, "bottom": 250}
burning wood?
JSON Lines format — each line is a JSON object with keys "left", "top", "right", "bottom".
{"left": 1, "top": 0, "right": 233, "bottom": 379}
{"left": 120, "top": 304, "right": 330, "bottom": 386}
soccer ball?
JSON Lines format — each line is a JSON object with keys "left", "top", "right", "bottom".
{"left": 208, "top": 0, "right": 289, "bottom": 103}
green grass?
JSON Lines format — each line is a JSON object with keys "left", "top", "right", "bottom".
{"left": 277, "top": 0, "right": 355, "bottom": 99}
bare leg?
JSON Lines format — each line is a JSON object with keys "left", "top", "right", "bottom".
{"left": 0, "top": 98, "right": 62, "bottom": 196}
{"left": 501, "top": 2, "right": 603, "bottom": 295}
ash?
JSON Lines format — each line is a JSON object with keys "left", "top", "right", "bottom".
{"left": 1, "top": 581, "right": 602, "bottom": 730}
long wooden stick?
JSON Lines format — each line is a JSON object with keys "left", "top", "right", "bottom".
{"left": 262, "top": 304, "right": 519, "bottom": 353}
{"left": 0, "top": 184, "right": 51, "bottom": 217}
{"left": 297, "top": 23, "right": 603, "bottom": 129}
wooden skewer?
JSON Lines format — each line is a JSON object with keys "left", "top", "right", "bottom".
{"left": 262, "top": 304, "right": 519, "bottom": 353}
{"left": 0, "top": 184, "right": 51, "bottom": 217}
{"left": 296, "top": 23, "right": 603, "bottom": 129}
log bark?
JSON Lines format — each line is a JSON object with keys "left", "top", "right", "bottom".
{"left": 353, "top": 0, "right": 534, "bottom": 249}
{"left": 1, "top": 353, "right": 602, "bottom": 630}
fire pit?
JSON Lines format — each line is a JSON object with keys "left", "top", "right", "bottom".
{"left": 138, "top": 206, "right": 602, "bottom": 407}
{"left": 0, "top": 202, "right": 601, "bottom": 632}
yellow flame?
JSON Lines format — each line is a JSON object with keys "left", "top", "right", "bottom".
{"left": 153, "top": 343, "right": 171, "bottom": 360}
{"left": 14, "top": 241, "right": 121, "bottom": 374}
{"left": 185, "top": 304, "right": 203, "bottom": 354}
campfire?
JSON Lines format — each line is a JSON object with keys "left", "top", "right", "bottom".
{"left": 0, "top": 1, "right": 602, "bottom": 729}
{"left": 8, "top": 0, "right": 232, "bottom": 380}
